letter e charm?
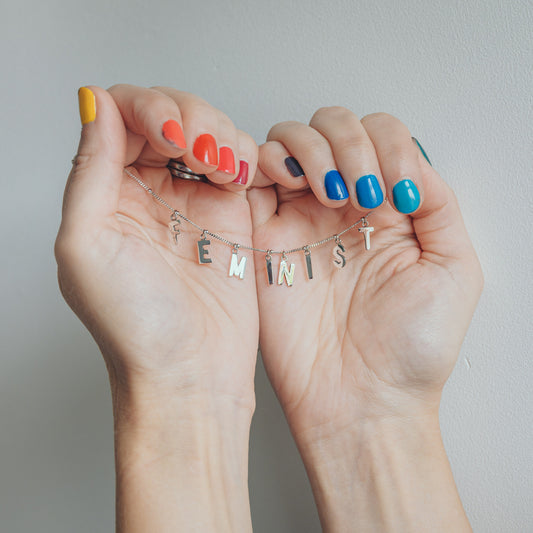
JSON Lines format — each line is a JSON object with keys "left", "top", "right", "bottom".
{"left": 197, "top": 238, "right": 212, "bottom": 264}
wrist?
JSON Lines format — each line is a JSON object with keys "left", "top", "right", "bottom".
{"left": 111, "top": 378, "right": 254, "bottom": 532}
{"left": 298, "top": 414, "right": 471, "bottom": 533}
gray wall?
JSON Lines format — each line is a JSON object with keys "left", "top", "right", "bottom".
{"left": 1, "top": 1, "right": 532, "bottom": 531}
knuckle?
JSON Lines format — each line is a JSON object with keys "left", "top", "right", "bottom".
{"left": 107, "top": 83, "right": 130, "bottom": 94}
{"left": 217, "top": 111, "right": 236, "bottom": 133}
{"left": 380, "top": 142, "right": 412, "bottom": 164}
{"left": 149, "top": 85, "right": 171, "bottom": 93}
{"left": 361, "top": 112, "right": 397, "bottom": 128}
{"left": 237, "top": 130, "right": 258, "bottom": 155}
{"left": 267, "top": 121, "right": 304, "bottom": 140}
{"left": 332, "top": 133, "right": 370, "bottom": 155}
{"left": 311, "top": 106, "right": 359, "bottom": 124}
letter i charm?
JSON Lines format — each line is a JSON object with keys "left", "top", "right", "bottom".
{"left": 229, "top": 244, "right": 247, "bottom": 280}
{"left": 265, "top": 251, "right": 274, "bottom": 285}
{"left": 358, "top": 217, "right": 374, "bottom": 251}
{"left": 304, "top": 246, "right": 313, "bottom": 280}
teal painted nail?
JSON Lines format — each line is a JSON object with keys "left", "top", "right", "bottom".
{"left": 393, "top": 179, "right": 420, "bottom": 214}
{"left": 412, "top": 137, "right": 432, "bottom": 166}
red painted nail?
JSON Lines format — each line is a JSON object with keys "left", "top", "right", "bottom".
{"left": 217, "top": 146, "right": 236, "bottom": 174}
{"left": 162, "top": 119, "right": 187, "bottom": 149}
{"left": 193, "top": 134, "right": 218, "bottom": 166}
{"left": 233, "top": 160, "right": 249, "bottom": 185}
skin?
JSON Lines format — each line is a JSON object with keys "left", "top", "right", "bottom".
{"left": 250, "top": 107, "right": 483, "bottom": 531}
{"left": 56, "top": 87, "right": 483, "bottom": 532}
{"left": 56, "top": 85, "right": 259, "bottom": 532}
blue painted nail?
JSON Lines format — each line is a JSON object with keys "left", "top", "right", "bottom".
{"left": 392, "top": 178, "right": 420, "bottom": 214}
{"left": 355, "top": 174, "right": 384, "bottom": 209}
{"left": 325, "top": 170, "right": 349, "bottom": 200}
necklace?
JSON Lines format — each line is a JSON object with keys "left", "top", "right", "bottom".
{"left": 124, "top": 167, "right": 374, "bottom": 286}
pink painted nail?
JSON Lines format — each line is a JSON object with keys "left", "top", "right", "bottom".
{"left": 233, "top": 160, "right": 248, "bottom": 185}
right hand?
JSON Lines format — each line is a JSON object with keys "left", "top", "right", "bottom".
{"left": 55, "top": 85, "right": 259, "bottom": 414}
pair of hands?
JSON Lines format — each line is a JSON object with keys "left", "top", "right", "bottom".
{"left": 55, "top": 84, "right": 482, "bottom": 532}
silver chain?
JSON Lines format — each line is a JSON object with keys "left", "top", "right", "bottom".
{"left": 124, "top": 167, "right": 371, "bottom": 255}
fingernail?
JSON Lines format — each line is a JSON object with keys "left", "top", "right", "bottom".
{"left": 233, "top": 160, "right": 249, "bottom": 185}
{"left": 355, "top": 174, "right": 384, "bottom": 209}
{"left": 217, "top": 146, "right": 236, "bottom": 174}
{"left": 325, "top": 170, "right": 349, "bottom": 200}
{"left": 162, "top": 119, "right": 187, "bottom": 149}
{"left": 392, "top": 178, "right": 420, "bottom": 214}
{"left": 285, "top": 157, "right": 304, "bottom": 177}
{"left": 78, "top": 87, "right": 96, "bottom": 125}
{"left": 412, "top": 137, "right": 432, "bottom": 166}
{"left": 193, "top": 134, "right": 218, "bottom": 166}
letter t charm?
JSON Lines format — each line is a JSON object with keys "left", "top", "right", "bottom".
{"left": 358, "top": 218, "right": 374, "bottom": 251}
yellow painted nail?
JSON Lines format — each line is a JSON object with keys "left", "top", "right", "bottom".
{"left": 78, "top": 87, "right": 96, "bottom": 125}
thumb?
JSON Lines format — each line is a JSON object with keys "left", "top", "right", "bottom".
{"left": 61, "top": 86, "right": 127, "bottom": 234}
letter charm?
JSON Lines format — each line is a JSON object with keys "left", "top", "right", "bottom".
{"left": 333, "top": 241, "right": 346, "bottom": 269}
{"left": 278, "top": 253, "right": 295, "bottom": 287}
{"left": 358, "top": 218, "right": 374, "bottom": 250}
{"left": 265, "top": 252, "right": 274, "bottom": 285}
{"left": 168, "top": 211, "right": 181, "bottom": 244}
{"left": 197, "top": 234, "right": 212, "bottom": 264}
{"left": 229, "top": 246, "right": 247, "bottom": 279}
{"left": 304, "top": 247, "right": 313, "bottom": 280}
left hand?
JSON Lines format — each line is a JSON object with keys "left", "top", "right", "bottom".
{"left": 249, "top": 108, "right": 483, "bottom": 443}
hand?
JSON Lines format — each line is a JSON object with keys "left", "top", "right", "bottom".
{"left": 55, "top": 85, "right": 259, "bottom": 532}
{"left": 249, "top": 108, "right": 482, "bottom": 531}
{"left": 56, "top": 84, "right": 258, "bottom": 407}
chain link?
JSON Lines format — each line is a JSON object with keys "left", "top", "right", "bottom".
{"left": 124, "top": 167, "right": 371, "bottom": 255}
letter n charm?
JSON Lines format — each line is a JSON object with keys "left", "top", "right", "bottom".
{"left": 278, "top": 253, "right": 295, "bottom": 287}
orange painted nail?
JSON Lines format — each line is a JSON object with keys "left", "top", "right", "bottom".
{"left": 162, "top": 120, "right": 187, "bottom": 149}
{"left": 217, "top": 146, "right": 236, "bottom": 174}
{"left": 193, "top": 134, "right": 218, "bottom": 166}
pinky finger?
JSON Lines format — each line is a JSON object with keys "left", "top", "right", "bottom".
{"left": 222, "top": 130, "right": 258, "bottom": 191}
{"left": 257, "top": 141, "right": 308, "bottom": 190}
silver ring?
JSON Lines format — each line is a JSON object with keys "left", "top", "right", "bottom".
{"left": 167, "top": 159, "right": 208, "bottom": 182}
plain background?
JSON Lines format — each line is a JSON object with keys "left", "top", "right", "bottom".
{"left": 1, "top": 0, "right": 532, "bottom": 531}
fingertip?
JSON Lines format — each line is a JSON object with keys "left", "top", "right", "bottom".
{"left": 78, "top": 86, "right": 96, "bottom": 125}
{"left": 391, "top": 177, "right": 423, "bottom": 215}
{"left": 162, "top": 119, "right": 187, "bottom": 150}
{"left": 258, "top": 140, "right": 308, "bottom": 190}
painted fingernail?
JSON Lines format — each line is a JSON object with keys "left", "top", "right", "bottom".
{"left": 392, "top": 178, "right": 421, "bottom": 214}
{"left": 193, "top": 134, "right": 218, "bottom": 166}
{"left": 412, "top": 137, "right": 432, "bottom": 166}
{"left": 285, "top": 157, "right": 304, "bottom": 177}
{"left": 217, "top": 146, "right": 236, "bottom": 174}
{"left": 162, "top": 119, "right": 187, "bottom": 149}
{"left": 355, "top": 174, "right": 384, "bottom": 209}
{"left": 325, "top": 170, "right": 349, "bottom": 200}
{"left": 233, "top": 160, "right": 248, "bottom": 185}
{"left": 78, "top": 87, "right": 96, "bottom": 125}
